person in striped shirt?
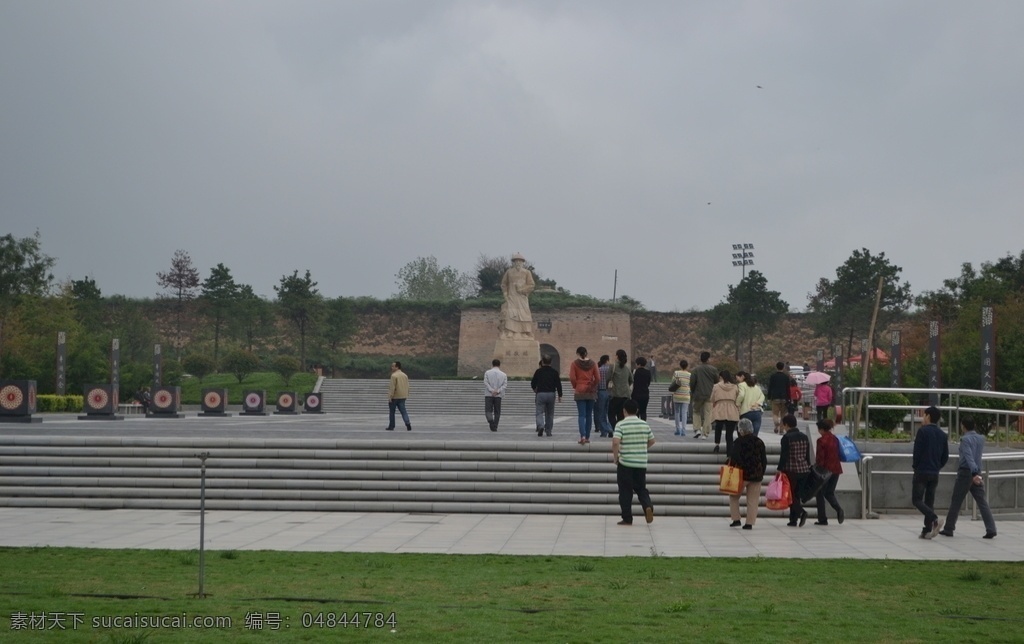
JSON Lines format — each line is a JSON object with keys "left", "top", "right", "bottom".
{"left": 612, "top": 399, "right": 656, "bottom": 525}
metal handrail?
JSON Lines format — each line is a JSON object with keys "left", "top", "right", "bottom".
{"left": 859, "top": 451, "right": 1024, "bottom": 519}
{"left": 841, "top": 386, "right": 1024, "bottom": 447}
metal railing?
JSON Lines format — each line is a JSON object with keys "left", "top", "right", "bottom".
{"left": 860, "top": 451, "right": 1024, "bottom": 520}
{"left": 841, "top": 386, "right": 1024, "bottom": 447}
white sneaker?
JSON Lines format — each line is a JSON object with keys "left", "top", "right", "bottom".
{"left": 699, "top": 433, "right": 708, "bottom": 440}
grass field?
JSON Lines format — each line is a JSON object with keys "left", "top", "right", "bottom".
{"left": 2, "top": 548, "right": 1022, "bottom": 642}
{"left": 179, "top": 372, "right": 317, "bottom": 405}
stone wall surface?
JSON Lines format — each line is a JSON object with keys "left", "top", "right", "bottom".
{"left": 344, "top": 306, "right": 902, "bottom": 376}
{"left": 348, "top": 309, "right": 460, "bottom": 357}
{"left": 457, "top": 308, "right": 631, "bottom": 377}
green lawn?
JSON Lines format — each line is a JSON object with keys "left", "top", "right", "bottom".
{"left": 2, "top": 548, "right": 1021, "bottom": 642}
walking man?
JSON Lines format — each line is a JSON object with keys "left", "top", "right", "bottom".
{"left": 913, "top": 406, "right": 949, "bottom": 538}
{"left": 385, "top": 361, "right": 412, "bottom": 431}
{"left": 690, "top": 351, "right": 718, "bottom": 440}
{"left": 767, "top": 361, "right": 790, "bottom": 433}
{"left": 530, "top": 354, "right": 562, "bottom": 436}
{"left": 939, "top": 417, "right": 997, "bottom": 539}
{"left": 612, "top": 399, "right": 655, "bottom": 525}
{"left": 483, "top": 359, "right": 508, "bottom": 432}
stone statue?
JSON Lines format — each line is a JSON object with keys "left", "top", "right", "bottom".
{"left": 498, "top": 253, "right": 535, "bottom": 339}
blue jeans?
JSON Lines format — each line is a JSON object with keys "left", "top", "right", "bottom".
{"left": 388, "top": 398, "right": 410, "bottom": 429}
{"left": 576, "top": 399, "right": 595, "bottom": 439}
{"left": 742, "top": 410, "right": 762, "bottom": 437}
{"left": 674, "top": 401, "right": 690, "bottom": 435}
{"left": 595, "top": 390, "right": 612, "bottom": 435}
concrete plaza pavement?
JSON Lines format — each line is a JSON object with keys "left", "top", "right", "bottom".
{"left": 1, "top": 410, "right": 1020, "bottom": 561}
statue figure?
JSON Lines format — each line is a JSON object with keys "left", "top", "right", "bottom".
{"left": 499, "top": 253, "right": 535, "bottom": 339}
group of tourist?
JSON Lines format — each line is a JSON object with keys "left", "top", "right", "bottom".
{"left": 387, "top": 356, "right": 998, "bottom": 539}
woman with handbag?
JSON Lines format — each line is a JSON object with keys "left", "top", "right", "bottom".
{"left": 728, "top": 418, "right": 767, "bottom": 529}
{"left": 710, "top": 370, "right": 742, "bottom": 455}
{"left": 813, "top": 419, "right": 845, "bottom": 525}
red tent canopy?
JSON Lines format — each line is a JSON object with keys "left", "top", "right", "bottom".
{"left": 823, "top": 347, "right": 889, "bottom": 369}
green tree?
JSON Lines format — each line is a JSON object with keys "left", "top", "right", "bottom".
{"left": 807, "top": 248, "right": 912, "bottom": 357}
{"left": 707, "top": 270, "right": 788, "bottom": 369}
{"left": 69, "top": 277, "right": 105, "bottom": 334}
{"left": 274, "top": 270, "right": 323, "bottom": 371}
{"left": 272, "top": 355, "right": 301, "bottom": 385}
{"left": 0, "top": 231, "right": 56, "bottom": 304}
{"left": 221, "top": 349, "right": 260, "bottom": 384}
{"left": 474, "top": 254, "right": 509, "bottom": 297}
{"left": 235, "top": 284, "right": 274, "bottom": 353}
{"left": 182, "top": 354, "right": 215, "bottom": 382}
{"left": 318, "top": 296, "right": 357, "bottom": 377}
{"left": 395, "top": 256, "right": 474, "bottom": 300}
{"left": 156, "top": 249, "right": 200, "bottom": 360}
{"left": 199, "top": 263, "right": 239, "bottom": 367}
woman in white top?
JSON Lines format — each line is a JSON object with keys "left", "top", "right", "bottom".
{"left": 737, "top": 371, "right": 765, "bottom": 438}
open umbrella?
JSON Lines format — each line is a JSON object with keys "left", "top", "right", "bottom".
{"left": 805, "top": 371, "right": 831, "bottom": 385}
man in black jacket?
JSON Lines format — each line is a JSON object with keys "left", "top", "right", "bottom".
{"left": 766, "top": 362, "right": 790, "bottom": 434}
{"left": 913, "top": 406, "right": 950, "bottom": 539}
{"left": 531, "top": 355, "right": 562, "bottom": 437}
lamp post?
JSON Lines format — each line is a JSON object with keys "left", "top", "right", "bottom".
{"left": 731, "top": 243, "right": 754, "bottom": 278}
{"left": 730, "top": 244, "right": 755, "bottom": 366}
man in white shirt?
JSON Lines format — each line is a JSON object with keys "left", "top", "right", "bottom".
{"left": 484, "top": 359, "right": 508, "bottom": 432}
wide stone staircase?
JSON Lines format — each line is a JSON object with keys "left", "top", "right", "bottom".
{"left": 318, "top": 379, "right": 585, "bottom": 417}
{"left": 0, "top": 435, "right": 790, "bottom": 518}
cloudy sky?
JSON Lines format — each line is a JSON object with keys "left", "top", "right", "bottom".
{"left": 3, "top": 1, "right": 1022, "bottom": 311}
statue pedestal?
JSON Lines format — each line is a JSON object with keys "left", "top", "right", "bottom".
{"left": 493, "top": 337, "right": 540, "bottom": 378}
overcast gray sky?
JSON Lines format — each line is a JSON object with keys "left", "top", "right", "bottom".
{"left": 3, "top": 1, "right": 1022, "bottom": 311}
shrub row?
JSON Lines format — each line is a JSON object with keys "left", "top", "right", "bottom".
{"left": 36, "top": 395, "right": 84, "bottom": 413}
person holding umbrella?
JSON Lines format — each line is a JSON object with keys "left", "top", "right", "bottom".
{"left": 806, "top": 371, "right": 833, "bottom": 421}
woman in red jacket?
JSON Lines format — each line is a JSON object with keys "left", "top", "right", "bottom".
{"left": 813, "top": 419, "right": 845, "bottom": 525}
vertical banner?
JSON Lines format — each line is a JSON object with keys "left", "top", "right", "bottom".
{"left": 929, "top": 321, "right": 941, "bottom": 405}
{"left": 861, "top": 339, "right": 869, "bottom": 378}
{"left": 111, "top": 339, "right": 120, "bottom": 395}
{"left": 981, "top": 306, "right": 995, "bottom": 391}
{"left": 890, "top": 330, "right": 902, "bottom": 387}
{"left": 153, "top": 344, "right": 162, "bottom": 388}
{"left": 56, "top": 332, "right": 67, "bottom": 395}
{"left": 832, "top": 344, "right": 843, "bottom": 395}
{"left": 815, "top": 349, "right": 824, "bottom": 373}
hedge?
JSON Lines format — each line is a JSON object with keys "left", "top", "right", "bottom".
{"left": 36, "top": 395, "right": 84, "bottom": 413}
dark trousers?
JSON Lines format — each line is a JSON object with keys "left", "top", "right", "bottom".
{"left": 912, "top": 472, "right": 940, "bottom": 531}
{"left": 815, "top": 474, "right": 842, "bottom": 522}
{"left": 785, "top": 472, "right": 808, "bottom": 523}
{"left": 714, "top": 420, "right": 737, "bottom": 454}
{"left": 617, "top": 463, "right": 652, "bottom": 523}
{"left": 816, "top": 405, "right": 830, "bottom": 420}
{"left": 535, "top": 392, "right": 556, "bottom": 434}
{"left": 485, "top": 396, "right": 502, "bottom": 430}
{"left": 609, "top": 397, "right": 628, "bottom": 429}
{"left": 944, "top": 468, "right": 997, "bottom": 535}
{"left": 632, "top": 396, "right": 650, "bottom": 421}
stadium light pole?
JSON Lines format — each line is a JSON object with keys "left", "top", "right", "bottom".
{"left": 730, "top": 243, "right": 755, "bottom": 368}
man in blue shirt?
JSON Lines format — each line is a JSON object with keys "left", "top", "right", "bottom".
{"left": 913, "top": 406, "right": 949, "bottom": 539}
{"left": 939, "top": 418, "right": 997, "bottom": 539}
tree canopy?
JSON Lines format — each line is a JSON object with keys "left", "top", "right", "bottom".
{"left": 395, "top": 256, "right": 474, "bottom": 300}
{"left": 807, "top": 248, "right": 912, "bottom": 356}
{"left": 706, "top": 270, "right": 788, "bottom": 368}
{"left": 274, "top": 269, "right": 323, "bottom": 370}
